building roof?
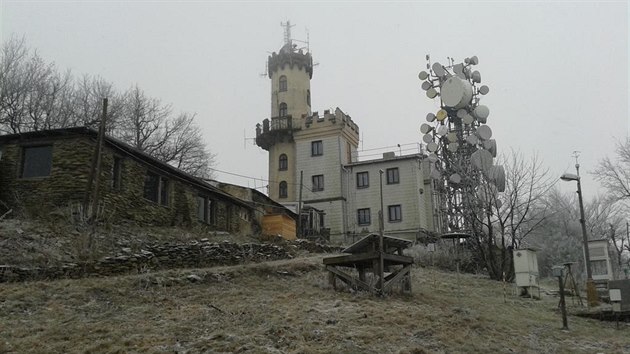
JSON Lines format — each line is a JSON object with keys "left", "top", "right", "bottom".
{"left": 0, "top": 127, "right": 252, "bottom": 209}
{"left": 346, "top": 153, "right": 425, "bottom": 168}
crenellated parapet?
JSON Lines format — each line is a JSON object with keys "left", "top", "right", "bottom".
{"left": 301, "top": 107, "right": 359, "bottom": 137}
{"left": 268, "top": 45, "right": 314, "bottom": 79}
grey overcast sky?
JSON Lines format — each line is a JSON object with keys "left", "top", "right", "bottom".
{"left": 1, "top": 1, "right": 628, "bottom": 199}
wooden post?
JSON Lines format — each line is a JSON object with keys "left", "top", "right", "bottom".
{"left": 84, "top": 98, "right": 108, "bottom": 220}
{"left": 297, "top": 171, "right": 303, "bottom": 238}
{"left": 378, "top": 170, "right": 385, "bottom": 295}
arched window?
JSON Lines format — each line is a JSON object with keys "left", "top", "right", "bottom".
{"left": 279, "top": 75, "right": 287, "bottom": 92}
{"left": 306, "top": 89, "right": 311, "bottom": 106}
{"left": 279, "top": 154, "right": 288, "bottom": 171}
{"left": 279, "top": 102, "right": 288, "bottom": 117}
{"left": 279, "top": 181, "right": 288, "bottom": 198}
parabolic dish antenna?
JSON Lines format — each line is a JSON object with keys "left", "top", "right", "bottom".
{"left": 426, "top": 113, "right": 436, "bottom": 122}
{"left": 440, "top": 76, "right": 473, "bottom": 109}
{"left": 428, "top": 153, "right": 439, "bottom": 163}
{"left": 453, "top": 63, "right": 466, "bottom": 80}
{"left": 473, "top": 105, "right": 490, "bottom": 122}
{"left": 469, "top": 56, "right": 479, "bottom": 65}
{"left": 462, "top": 114, "right": 474, "bottom": 125}
{"left": 436, "top": 109, "right": 448, "bottom": 121}
{"left": 447, "top": 132, "right": 458, "bottom": 142}
{"left": 426, "top": 88, "right": 438, "bottom": 99}
{"left": 427, "top": 141, "right": 438, "bottom": 152}
{"left": 437, "top": 125, "right": 448, "bottom": 137}
{"left": 430, "top": 168, "right": 441, "bottom": 180}
{"left": 471, "top": 149, "right": 493, "bottom": 172}
{"left": 421, "top": 81, "right": 432, "bottom": 91}
{"left": 483, "top": 139, "right": 497, "bottom": 157}
{"left": 471, "top": 70, "right": 481, "bottom": 83}
{"left": 423, "top": 133, "right": 433, "bottom": 144}
{"left": 418, "top": 71, "right": 429, "bottom": 80}
{"left": 448, "top": 142, "right": 459, "bottom": 152}
{"left": 449, "top": 173, "right": 462, "bottom": 184}
{"left": 420, "top": 123, "right": 433, "bottom": 134}
{"left": 476, "top": 125, "right": 492, "bottom": 140}
{"left": 432, "top": 62, "right": 446, "bottom": 77}
{"left": 466, "top": 134, "right": 479, "bottom": 145}
{"left": 479, "top": 85, "right": 490, "bottom": 95}
{"left": 457, "top": 109, "right": 468, "bottom": 118}
{"left": 487, "top": 165, "right": 506, "bottom": 192}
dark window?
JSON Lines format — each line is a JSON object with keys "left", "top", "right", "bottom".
{"left": 386, "top": 167, "right": 400, "bottom": 184}
{"left": 279, "top": 154, "right": 288, "bottom": 171}
{"left": 279, "top": 102, "right": 288, "bottom": 117}
{"left": 319, "top": 213, "right": 325, "bottom": 228}
{"left": 197, "top": 195, "right": 215, "bottom": 224}
{"left": 388, "top": 204, "right": 402, "bottom": 222}
{"left": 311, "top": 140, "right": 323, "bottom": 156}
{"left": 312, "top": 174, "right": 324, "bottom": 191}
{"left": 356, "top": 171, "right": 369, "bottom": 188}
{"left": 279, "top": 75, "right": 287, "bottom": 92}
{"left": 111, "top": 157, "right": 122, "bottom": 190}
{"left": 279, "top": 181, "right": 288, "bottom": 198}
{"left": 307, "top": 89, "right": 311, "bottom": 106}
{"left": 357, "top": 208, "right": 371, "bottom": 225}
{"left": 21, "top": 145, "right": 53, "bottom": 178}
{"left": 144, "top": 172, "right": 169, "bottom": 206}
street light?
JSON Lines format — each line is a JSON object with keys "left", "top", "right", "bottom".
{"left": 560, "top": 164, "right": 598, "bottom": 307}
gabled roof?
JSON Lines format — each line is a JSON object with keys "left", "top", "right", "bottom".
{"left": 0, "top": 127, "right": 251, "bottom": 209}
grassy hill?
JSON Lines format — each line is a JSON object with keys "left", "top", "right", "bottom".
{"left": 1, "top": 255, "right": 628, "bottom": 353}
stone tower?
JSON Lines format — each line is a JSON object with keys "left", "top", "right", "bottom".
{"left": 257, "top": 24, "right": 314, "bottom": 202}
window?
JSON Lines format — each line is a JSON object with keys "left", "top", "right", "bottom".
{"left": 144, "top": 172, "right": 169, "bottom": 206}
{"left": 279, "top": 181, "right": 288, "bottom": 198}
{"left": 386, "top": 167, "right": 399, "bottom": 184}
{"left": 306, "top": 89, "right": 311, "bottom": 106}
{"left": 312, "top": 174, "right": 324, "bottom": 192}
{"left": 356, "top": 171, "right": 369, "bottom": 188}
{"left": 388, "top": 204, "right": 402, "bottom": 222}
{"left": 279, "top": 102, "right": 288, "bottom": 117}
{"left": 311, "top": 140, "right": 323, "bottom": 156}
{"left": 21, "top": 145, "right": 53, "bottom": 178}
{"left": 197, "top": 195, "right": 215, "bottom": 224}
{"left": 591, "top": 260, "right": 609, "bottom": 276}
{"left": 279, "top": 154, "right": 288, "bottom": 171}
{"left": 279, "top": 75, "right": 287, "bottom": 92}
{"left": 111, "top": 157, "right": 122, "bottom": 190}
{"left": 357, "top": 208, "right": 371, "bottom": 225}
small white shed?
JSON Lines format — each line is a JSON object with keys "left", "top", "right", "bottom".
{"left": 588, "top": 239, "right": 612, "bottom": 281}
{"left": 513, "top": 248, "right": 539, "bottom": 291}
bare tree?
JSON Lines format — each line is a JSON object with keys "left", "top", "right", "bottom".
{"left": 594, "top": 139, "right": 630, "bottom": 201}
{"left": 468, "top": 150, "right": 556, "bottom": 280}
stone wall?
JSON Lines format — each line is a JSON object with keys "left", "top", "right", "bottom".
{"left": 0, "top": 134, "right": 251, "bottom": 234}
{"left": 0, "top": 239, "right": 339, "bottom": 283}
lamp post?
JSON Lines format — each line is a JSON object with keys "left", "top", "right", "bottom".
{"left": 560, "top": 163, "right": 598, "bottom": 307}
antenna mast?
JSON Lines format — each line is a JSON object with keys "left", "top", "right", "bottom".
{"left": 281, "top": 21, "right": 294, "bottom": 48}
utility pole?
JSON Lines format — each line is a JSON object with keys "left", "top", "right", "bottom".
{"left": 84, "top": 98, "right": 108, "bottom": 221}
{"left": 297, "top": 171, "right": 303, "bottom": 238}
{"left": 378, "top": 169, "right": 385, "bottom": 295}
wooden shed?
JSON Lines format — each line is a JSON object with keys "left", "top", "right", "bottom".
{"left": 262, "top": 213, "right": 296, "bottom": 240}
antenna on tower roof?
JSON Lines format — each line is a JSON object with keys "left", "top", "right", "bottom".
{"left": 281, "top": 21, "right": 295, "bottom": 48}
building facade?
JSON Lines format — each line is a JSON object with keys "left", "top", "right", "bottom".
{"left": 256, "top": 31, "right": 436, "bottom": 244}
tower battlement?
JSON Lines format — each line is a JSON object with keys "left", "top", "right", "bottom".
{"left": 300, "top": 108, "right": 359, "bottom": 137}
{"left": 268, "top": 48, "right": 313, "bottom": 79}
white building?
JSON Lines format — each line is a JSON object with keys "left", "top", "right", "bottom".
{"left": 255, "top": 29, "right": 436, "bottom": 244}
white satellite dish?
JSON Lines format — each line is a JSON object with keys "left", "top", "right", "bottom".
{"left": 428, "top": 153, "right": 439, "bottom": 163}
{"left": 473, "top": 105, "right": 490, "bottom": 122}
{"left": 440, "top": 76, "right": 473, "bottom": 109}
{"left": 483, "top": 139, "right": 497, "bottom": 157}
{"left": 426, "top": 88, "right": 438, "bottom": 99}
{"left": 420, "top": 123, "right": 433, "bottom": 134}
{"left": 426, "top": 113, "right": 436, "bottom": 122}
{"left": 469, "top": 56, "right": 479, "bottom": 65}
{"left": 462, "top": 114, "right": 474, "bottom": 125}
{"left": 449, "top": 173, "right": 462, "bottom": 184}
{"left": 432, "top": 62, "right": 446, "bottom": 77}
{"left": 478, "top": 85, "right": 490, "bottom": 95}
{"left": 437, "top": 125, "right": 448, "bottom": 137}
{"left": 476, "top": 125, "right": 492, "bottom": 140}
{"left": 447, "top": 132, "right": 458, "bottom": 142}
{"left": 418, "top": 71, "right": 429, "bottom": 80}
{"left": 471, "top": 149, "right": 493, "bottom": 172}
{"left": 466, "top": 134, "right": 479, "bottom": 145}
{"left": 448, "top": 142, "right": 459, "bottom": 152}
{"left": 471, "top": 70, "right": 481, "bottom": 83}
{"left": 421, "top": 81, "right": 432, "bottom": 91}
{"left": 427, "top": 141, "right": 438, "bottom": 152}
{"left": 423, "top": 133, "right": 433, "bottom": 144}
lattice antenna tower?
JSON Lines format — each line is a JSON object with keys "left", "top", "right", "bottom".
{"left": 281, "top": 21, "right": 295, "bottom": 49}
